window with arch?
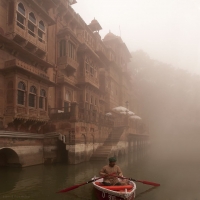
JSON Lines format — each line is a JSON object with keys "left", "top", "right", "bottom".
{"left": 59, "top": 40, "right": 66, "bottom": 57}
{"left": 65, "top": 90, "right": 71, "bottom": 101}
{"left": 90, "top": 62, "right": 94, "bottom": 76}
{"left": 68, "top": 41, "right": 76, "bottom": 60}
{"left": 86, "top": 93, "right": 89, "bottom": 102}
{"left": 38, "top": 20, "right": 45, "bottom": 43}
{"left": 90, "top": 95, "right": 93, "bottom": 104}
{"left": 28, "top": 12, "right": 36, "bottom": 37}
{"left": 18, "top": 81, "right": 26, "bottom": 105}
{"left": 85, "top": 58, "right": 89, "bottom": 73}
{"left": 39, "top": 89, "right": 46, "bottom": 109}
{"left": 95, "top": 98, "right": 97, "bottom": 106}
{"left": 16, "top": 3, "right": 26, "bottom": 29}
{"left": 94, "top": 65, "right": 97, "bottom": 78}
{"left": 29, "top": 86, "right": 36, "bottom": 107}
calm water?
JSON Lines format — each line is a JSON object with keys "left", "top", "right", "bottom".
{"left": 0, "top": 144, "right": 200, "bottom": 200}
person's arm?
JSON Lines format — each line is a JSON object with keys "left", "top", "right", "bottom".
{"left": 117, "top": 166, "right": 123, "bottom": 177}
{"left": 99, "top": 166, "right": 108, "bottom": 177}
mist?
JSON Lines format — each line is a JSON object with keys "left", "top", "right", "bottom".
{"left": 129, "top": 50, "right": 200, "bottom": 199}
{"left": 73, "top": 0, "right": 200, "bottom": 74}
{"left": 72, "top": 1, "right": 200, "bottom": 198}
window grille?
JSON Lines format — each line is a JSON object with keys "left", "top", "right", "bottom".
{"left": 29, "top": 86, "right": 36, "bottom": 107}
{"left": 17, "top": 81, "right": 26, "bottom": 105}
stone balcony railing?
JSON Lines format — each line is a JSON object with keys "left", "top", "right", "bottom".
{"left": 79, "top": 73, "right": 99, "bottom": 89}
{"left": 5, "top": 105, "right": 49, "bottom": 123}
{"left": 7, "top": 21, "right": 47, "bottom": 53}
{"left": 57, "top": 56, "right": 79, "bottom": 71}
{"left": 4, "top": 59, "right": 49, "bottom": 80}
{"left": 57, "top": 75, "right": 77, "bottom": 85}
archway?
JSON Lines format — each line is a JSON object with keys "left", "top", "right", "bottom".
{"left": 0, "top": 148, "right": 21, "bottom": 167}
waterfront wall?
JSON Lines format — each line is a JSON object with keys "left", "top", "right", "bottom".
{"left": 0, "top": 132, "right": 59, "bottom": 167}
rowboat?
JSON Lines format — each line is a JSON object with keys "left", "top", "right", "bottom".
{"left": 92, "top": 177, "right": 136, "bottom": 200}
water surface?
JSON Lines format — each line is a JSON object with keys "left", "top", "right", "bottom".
{"left": 0, "top": 146, "right": 199, "bottom": 200}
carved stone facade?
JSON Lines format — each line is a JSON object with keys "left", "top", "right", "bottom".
{"left": 0, "top": 0, "right": 148, "bottom": 166}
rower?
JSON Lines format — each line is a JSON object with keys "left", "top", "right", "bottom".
{"left": 99, "top": 157, "right": 127, "bottom": 186}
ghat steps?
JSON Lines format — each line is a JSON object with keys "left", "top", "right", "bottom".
{"left": 90, "top": 127, "right": 125, "bottom": 161}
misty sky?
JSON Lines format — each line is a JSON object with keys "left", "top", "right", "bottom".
{"left": 73, "top": 0, "right": 200, "bottom": 74}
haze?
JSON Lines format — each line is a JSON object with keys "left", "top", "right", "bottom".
{"left": 73, "top": 0, "right": 200, "bottom": 74}
{"left": 73, "top": 2, "right": 200, "bottom": 198}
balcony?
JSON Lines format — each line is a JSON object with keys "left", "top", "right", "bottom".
{"left": 57, "top": 74, "right": 78, "bottom": 86}
{"left": 57, "top": 56, "right": 79, "bottom": 72}
{"left": 78, "top": 73, "right": 99, "bottom": 89}
{"left": 0, "top": 33, "right": 53, "bottom": 69}
{"left": 5, "top": 105, "right": 49, "bottom": 122}
{"left": 95, "top": 45, "right": 109, "bottom": 64}
{"left": 7, "top": 21, "right": 47, "bottom": 54}
{"left": 50, "top": 103, "right": 78, "bottom": 121}
{"left": 57, "top": 26, "right": 84, "bottom": 44}
{"left": 4, "top": 59, "right": 51, "bottom": 83}
{"left": 78, "top": 42, "right": 97, "bottom": 57}
{"left": 24, "top": 0, "right": 55, "bottom": 25}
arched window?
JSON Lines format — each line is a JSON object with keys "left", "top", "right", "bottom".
{"left": 85, "top": 58, "right": 89, "bottom": 73}
{"left": 18, "top": 81, "right": 26, "bottom": 105}
{"left": 28, "top": 12, "right": 36, "bottom": 37}
{"left": 59, "top": 40, "right": 66, "bottom": 57}
{"left": 18, "top": 3, "right": 25, "bottom": 15}
{"left": 90, "top": 62, "right": 94, "bottom": 76}
{"left": 94, "top": 65, "right": 97, "bottom": 78}
{"left": 39, "top": 20, "right": 45, "bottom": 31}
{"left": 29, "top": 12, "right": 36, "bottom": 24}
{"left": 86, "top": 93, "right": 89, "bottom": 102}
{"left": 29, "top": 86, "right": 36, "bottom": 107}
{"left": 65, "top": 91, "right": 71, "bottom": 101}
{"left": 68, "top": 41, "right": 76, "bottom": 60}
{"left": 17, "top": 3, "right": 25, "bottom": 29}
{"left": 39, "top": 89, "right": 46, "bottom": 109}
{"left": 90, "top": 95, "right": 93, "bottom": 104}
{"left": 94, "top": 98, "right": 97, "bottom": 106}
{"left": 38, "top": 20, "right": 45, "bottom": 43}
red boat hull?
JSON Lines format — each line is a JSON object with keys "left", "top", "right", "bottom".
{"left": 94, "top": 187, "right": 135, "bottom": 200}
{"left": 92, "top": 178, "right": 136, "bottom": 200}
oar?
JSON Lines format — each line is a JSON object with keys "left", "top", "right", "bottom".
{"left": 57, "top": 173, "right": 115, "bottom": 193}
{"left": 135, "top": 186, "right": 158, "bottom": 199}
{"left": 56, "top": 177, "right": 102, "bottom": 193}
{"left": 116, "top": 175, "right": 160, "bottom": 187}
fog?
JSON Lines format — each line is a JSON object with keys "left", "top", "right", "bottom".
{"left": 128, "top": 51, "right": 200, "bottom": 199}
{"left": 72, "top": 1, "right": 200, "bottom": 198}
{"left": 73, "top": 0, "right": 200, "bottom": 74}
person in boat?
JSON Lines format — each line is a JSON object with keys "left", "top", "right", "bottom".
{"left": 99, "top": 157, "right": 126, "bottom": 186}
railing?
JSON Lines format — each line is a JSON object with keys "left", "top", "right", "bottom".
{"left": 50, "top": 105, "right": 114, "bottom": 127}
{"left": 79, "top": 73, "right": 99, "bottom": 88}
{"left": 7, "top": 21, "right": 47, "bottom": 52}
{"left": 4, "top": 59, "right": 49, "bottom": 80}
{"left": 50, "top": 107, "right": 71, "bottom": 120}
{"left": 57, "top": 55, "right": 79, "bottom": 71}
{"left": 57, "top": 75, "right": 77, "bottom": 85}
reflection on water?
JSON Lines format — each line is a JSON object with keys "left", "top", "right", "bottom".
{"left": 0, "top": 152, "right": 150, "bottom": 200}
{"left": 0, "top": 146, "right": 200, "bottom": 200}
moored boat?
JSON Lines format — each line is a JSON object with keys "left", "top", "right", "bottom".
{"left": 92, "top": 177, "right": 136, "bottom": 200}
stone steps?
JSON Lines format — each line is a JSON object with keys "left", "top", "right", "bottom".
{"left": 90, "top": 127, "right": 124, "bottom": 161}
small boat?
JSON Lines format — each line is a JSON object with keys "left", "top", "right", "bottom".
{"left": 92, "top": 177, "right": 136, "bottom": 200}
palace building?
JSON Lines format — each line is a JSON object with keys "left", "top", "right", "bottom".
{"left": 0, "top": 0, "right": 148, "bottom": 166}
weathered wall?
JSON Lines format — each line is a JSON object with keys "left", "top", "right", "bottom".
{"left": 66, "top": 122, "right": 112, "bottom": 164}
{"left": 0, "top": 133, "right": 59, "bottom": 167}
